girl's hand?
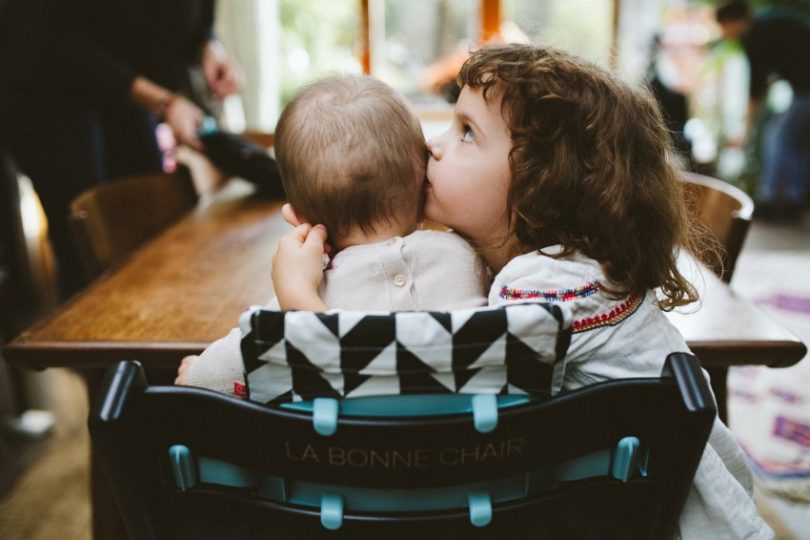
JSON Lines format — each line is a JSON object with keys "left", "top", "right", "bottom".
{"left": 271, "top": 224, "right": 329, "bottom": 311}
{"left": 175, "top": 355, "right": 198, "bottom": 385}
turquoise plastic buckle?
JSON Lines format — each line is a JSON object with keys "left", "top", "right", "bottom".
{"left": 169, "top": 445, "right": 196, "bottom": 491}
{"left": 199, "top": 116, "right": 218, "bottom": 135}
{"left": 468, "top": 491, "right": 493, "bottom": 527}
{"left": 471, "top": 394, "right": 499, "bottom": 433}
{"left": 312, "top": 398, "right": 339, "bottom": 436}
{"left": 610, "top": 436, "right": 640, "bottom": 482}
{"left": 198, "top": 457, "right": 256, "bottom": 488}
{"left": 320, "top": 492, "right": 344, "bottom": 530}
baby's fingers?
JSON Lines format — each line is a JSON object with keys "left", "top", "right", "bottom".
{"left": 288, "top": 223, "right": 312, "bottom": 244}
{"left": 304, "top": 224, "right": 328, "bottom": 250}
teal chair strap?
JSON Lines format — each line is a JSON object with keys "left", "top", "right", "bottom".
{"left": 169, "top": 435, "right": 646, "bottom": 527}
{"left": 320, "top": 493, "right": 344, "bottom": 530}
{"left": 169, "top": 445, "right": 196, "bottom": 491}
{"left": 468, "top": 491, "right": 493, "bottom": 527}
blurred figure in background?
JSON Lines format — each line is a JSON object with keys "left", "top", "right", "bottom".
{"left": 0, "top": 0, "right": 240, "bottom": 296}
{"left": 646, "top": 33, "right": 693, "bottom": 167}
{"left": 716, "top": 0, "right": 810, "bottom": 221}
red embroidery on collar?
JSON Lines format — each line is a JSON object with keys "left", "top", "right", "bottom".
{"left": 572, "top": 294, "right": 642, "bottom": 334}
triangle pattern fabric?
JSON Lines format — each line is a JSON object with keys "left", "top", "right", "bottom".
{"left": 357, "top": 341, "right": 398, "bottom": 375}
{"left": 341, "top": 314, "right": 396, "bottom": 372}
{"left": 396, "top": 312, "right": 452, "bottom": 370}
{"left": 257, "top": 339, "right": 287, "bottom": 364}
{"left": 285, "top": 311, "right": 341, "bottom": 371}
{"left": 457, "top": 365, "right": 508, "bottom": 394}
{"left": 452, "top": 309, "right": 507, "bottom": 371}
{"left": 505, "top": 332, "right": 554, "bottom": 397}
{"left": 342, "top": 372, "right": 373, "bottom": 396}
{"left": 286, "top": 342, "right": 342, "bottom": 400}
{"left": 243, "top": 303, "right": 571, "bottom": 404}
{"left": 429, "top": 311, "right": 452, "bottom": 333}
{"left": 317, "top": 311, "right": 340, "bottom": 338}
{"left": 396, "top": 345, "right": 452, "bottom": 395}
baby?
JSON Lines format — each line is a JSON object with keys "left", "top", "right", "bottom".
{"left": 178, "top": 75, "right": 488, "bottom": 393}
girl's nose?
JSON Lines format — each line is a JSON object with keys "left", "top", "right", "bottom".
{"left": 427, "top": 137, "right": 442, "bottom": 160}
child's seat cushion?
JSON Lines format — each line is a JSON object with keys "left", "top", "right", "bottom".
{"left": 240, "top": 302, "right": 572, "bottom": 404}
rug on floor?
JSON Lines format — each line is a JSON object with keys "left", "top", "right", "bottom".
{"left": 728, "top": 251, "right": 810, "bottom": 502}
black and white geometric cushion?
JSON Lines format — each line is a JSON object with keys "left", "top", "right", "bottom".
{"left": 240, "top": 302, "right": 572, "bottom": 405}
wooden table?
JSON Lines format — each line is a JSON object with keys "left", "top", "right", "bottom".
{"left": 3, "top": 178, "right": 807, "bottom": 539}
{"left": 5, "top": 180, "right": 805, "bottom": 371}
{"left": 6, "top": 180, "right": 284, "bottom": 371}
{"left": 665, "top": 255, "right": 807, "bottom": 368}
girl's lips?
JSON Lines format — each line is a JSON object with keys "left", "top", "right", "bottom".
{"left": 424, "top": 179, "right": 432, "bottom": 189}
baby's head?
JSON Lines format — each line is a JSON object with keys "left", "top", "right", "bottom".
{"left": 274, "top": 75, "right": 426, "bottom": 244}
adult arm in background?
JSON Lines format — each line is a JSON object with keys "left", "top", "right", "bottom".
{"left": 42, "top": 0, "right": 239, "bottom": 150}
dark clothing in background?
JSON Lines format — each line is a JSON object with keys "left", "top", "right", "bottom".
{"left": 0, "top": 0, "right": 216, "bottom": 296}
{"left": 741, "top": 13, "right": 810, "bottom": 101}
{"left": 0, "top": 0, "right": 215, "bottom": 103}
{"left": 739, "top": 11, "right": 810, "bottom": 209}
{"left": 649, "top": 75, "right": 691, "bottom": 158}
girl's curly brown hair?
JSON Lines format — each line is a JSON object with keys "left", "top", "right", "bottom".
{"left": 459, "top": 44, "right": 710, "bottom": 310}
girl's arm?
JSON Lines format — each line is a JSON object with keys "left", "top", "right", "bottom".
{"left": 271, "top": 224, "right": 329, "bottom": 311}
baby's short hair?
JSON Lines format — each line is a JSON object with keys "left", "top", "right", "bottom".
{"left": 274, "top": 75, "right": 426, "bottom": 237}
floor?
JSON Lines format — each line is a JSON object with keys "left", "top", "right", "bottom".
{"left": 0, "top": 369, "right": 90, "bottom": 539}
{"left": 0, "top": 213, "right": 808, "bottom": 539}
{"left": 728, "top": 212, "right": 810, "bottom": 540}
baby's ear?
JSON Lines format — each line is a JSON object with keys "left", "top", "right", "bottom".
{"left": 281, "top": 203, "right": 309, "bottom": 227}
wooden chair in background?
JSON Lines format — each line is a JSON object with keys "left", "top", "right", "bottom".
{"left": 68, "top": 166, "right": 198, "bottom": 282}
{"left": 680, "top": 171, "right": 754, "bottom": 283}
{"left": 680, "top": 171, "right": 755, "bottom": 423}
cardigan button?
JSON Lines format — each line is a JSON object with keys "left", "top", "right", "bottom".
{"left": 393, "top": 274, "right": 406, "bottom": 287}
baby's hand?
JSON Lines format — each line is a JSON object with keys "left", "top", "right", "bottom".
{"left": 175, "top": 355, "right": 198, "bottom": 385}
{"left": 272, "top": 223, "right": 329, "bottom": 311}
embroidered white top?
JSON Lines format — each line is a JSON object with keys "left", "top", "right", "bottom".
{"left": 184, "top": 230, "right": 489, "bottom": 394}
{"left": 489, "top": 248, "right": 773, "bottom": 540}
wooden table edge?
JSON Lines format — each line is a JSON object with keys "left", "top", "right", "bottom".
{"left": 689, "top": 339, "right": 807, "bottom": 368}
{"left": 3, "top": 340, "right": 209, "bottom": 370}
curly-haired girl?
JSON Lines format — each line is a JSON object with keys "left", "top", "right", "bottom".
{"left": 273, "top": 44, "right": 771, "bottom": 538}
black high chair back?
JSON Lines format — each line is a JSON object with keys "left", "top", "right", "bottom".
{"left": 89, "top": 304, "right": 714, "bottom": 540}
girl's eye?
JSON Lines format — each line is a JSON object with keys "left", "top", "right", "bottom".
{"left": 460, "top": 126, "right": 475, "bottom": 143}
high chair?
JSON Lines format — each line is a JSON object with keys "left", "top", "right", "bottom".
{"left": 89, "top": 303, "right": 714, "bottom": 539}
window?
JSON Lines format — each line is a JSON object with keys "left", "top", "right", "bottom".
{"left": 279, "top": 0, "right": 362, "bottom": 104}
{"left": 216, "top": 0, "right": 623, "bottom": 130}
{"left": 505, "top": 0, "right": 614, "bottom": 67}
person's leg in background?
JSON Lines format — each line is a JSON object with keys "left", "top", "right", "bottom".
{"left": 781, "top": 94, "right": 810, "bottom": 209}
{"left": 2, "top": 97, "right": 165, "bottom": 298}
{"left": 2, "top": 95, "right": 106, "bottom": 298}
{"left": 757, "top": 93, "right": 810, "bottom": 219}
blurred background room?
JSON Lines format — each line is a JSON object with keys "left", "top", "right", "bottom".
{"left": 1, "top": 0, "right": 808, "bottom": 538}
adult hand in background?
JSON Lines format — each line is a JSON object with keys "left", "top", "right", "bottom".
{"left": 164, "top": 95, "right": 205, "bottom": 151}
{"left": 202, "top": 39, "right": 241, "bottom": 101}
